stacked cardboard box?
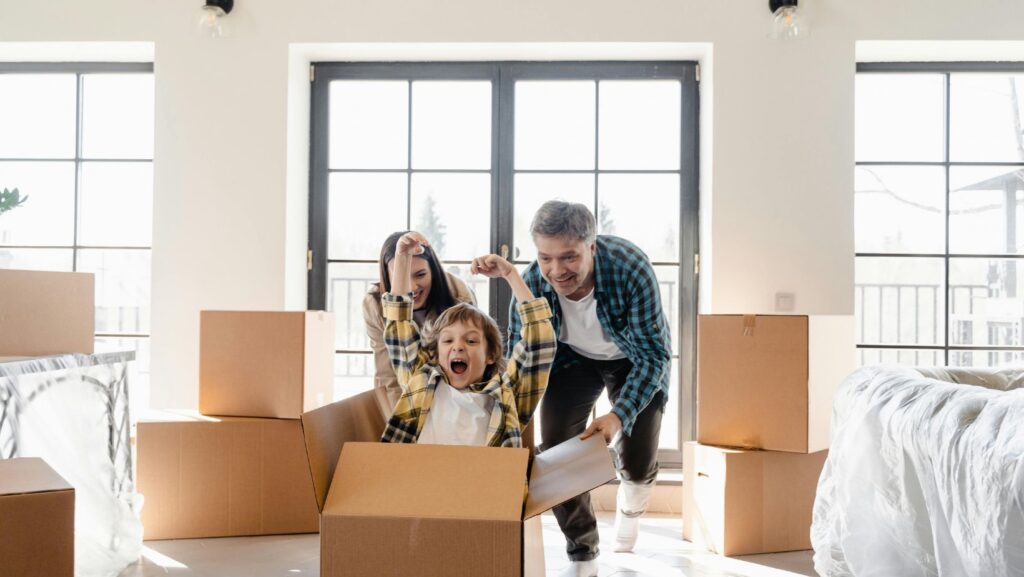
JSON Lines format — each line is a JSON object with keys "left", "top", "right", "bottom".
{"left": 683, "top": 314, "right": 854, "bottom": 556}
{"left": 0, "top": 458, "right": 75, "bottom": 577}
{"left": 197, "top": 311, "right": 334, "bottom": 419}
{"left": 0, "top": 269, "right": 94, "bottom": 356}
{"left": 137, "top": 311, "right": 335, "bottom": 540}
{"left": 0, "top": 270, "right": 92, "bottom": 577}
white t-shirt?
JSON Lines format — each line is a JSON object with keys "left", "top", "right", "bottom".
{"left": 557, "top": 288, "right": 626, "bottom": 360}
{"left": 418, "top": 381, "right": 494, "bottom": 446}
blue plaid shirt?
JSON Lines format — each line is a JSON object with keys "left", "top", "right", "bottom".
{"left": 506, "top": 235, "right": 671, "bottom": 435}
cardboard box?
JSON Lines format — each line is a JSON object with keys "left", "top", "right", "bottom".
{"left": 199, "top": 310, "right": 334, "bottom": 419}
{"left": 0, "top": 269, "right": 94, "bottom": 356}
{"left": 682, "top": 442, "right": 827, "bottom": 556}
{"left": 137, "top": 411, "right": 320, "bottom": 540}
{"left": 301, "top": 389, "right": 615, "bottom": 577}
{"left": 0, "top": 457, "right": 75, "bottom": 577}
{"left": 697, "top": 314, "right": 855, "bottom": 453}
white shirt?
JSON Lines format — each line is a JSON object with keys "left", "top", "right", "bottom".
{"left": 557, "top": 288, "right": 626, "bottom": 360}
{"left": 418, "top": 381, "right": 494, "bottom": 446}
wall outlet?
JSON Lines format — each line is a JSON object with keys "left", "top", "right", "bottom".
{"left": 775, "top": 292, "right": 795, "bottom": 312}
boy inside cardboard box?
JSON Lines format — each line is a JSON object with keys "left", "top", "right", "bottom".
{"left": 301, "top": 239, "right": 615, "bottom": 576}
{"left": 301, "top": 389, "right": 616, "bottom": 577}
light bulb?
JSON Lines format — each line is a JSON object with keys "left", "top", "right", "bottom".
{"left": 771, "top": 5, "right": 807, "bottom": 40}
{"left": 196, "top": 5, "right": 229, "bottom": 39}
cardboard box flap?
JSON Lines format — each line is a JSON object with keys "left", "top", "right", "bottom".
{"left": 327, "top": 442, "right": 529, "bottom": 521}
{"left": 138, "top": 409, "right": 224, "bottom": 423}
{"left": 0, "top": 458, "right": 73, "bottom": 496}
{"left": 524, "top": 436, "right": 616, "bottom": 520}
{"left": 301, "top": 390, "right": 386, "bottom": 512}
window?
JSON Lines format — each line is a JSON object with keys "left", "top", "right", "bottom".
{"left": 0, "top": 63, "right": 154, "bottom": 409}
{"left": 856, "top": 63, "right": 1024, "bottom": 367}
{"left": 309, "top": 62, "right": 699, "bottom": 463}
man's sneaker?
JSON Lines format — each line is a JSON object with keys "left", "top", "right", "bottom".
{"left": 557, "top": 559, "right": 599, "bottom": 577}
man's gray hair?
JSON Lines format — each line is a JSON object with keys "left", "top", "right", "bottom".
{"left": 530, "top": 200, "right": 597, "bottom": 243}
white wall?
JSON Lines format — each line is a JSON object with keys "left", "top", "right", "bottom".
{"left": 2, "top": 0, "right": 1023, "bottom": 409}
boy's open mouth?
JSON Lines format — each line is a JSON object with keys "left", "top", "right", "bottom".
{"left": 450, "top": 359, "right": 468, "bottom": 375}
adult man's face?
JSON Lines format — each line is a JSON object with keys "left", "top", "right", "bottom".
{"left": 534, "top": 234, "right": 596, "bottom": 301}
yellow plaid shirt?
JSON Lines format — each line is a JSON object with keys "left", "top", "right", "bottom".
{"left": 380, "top": 293, "right": 555, "bottom": 448}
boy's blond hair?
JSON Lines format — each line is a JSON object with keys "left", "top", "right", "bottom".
{"left": 422, "top": 303, "right": 507, "bottom": 379}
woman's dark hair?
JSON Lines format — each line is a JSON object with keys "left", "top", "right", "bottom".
{"left": 378, "top": 231, "right": 458, "bottom": 315}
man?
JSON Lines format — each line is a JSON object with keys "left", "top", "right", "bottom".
{"left": 507, "top": 200, "right": 671, "bottom": 577}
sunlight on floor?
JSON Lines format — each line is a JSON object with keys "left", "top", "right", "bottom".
{"left": 139, "top": 546, "right": 188, "bottom": 570}
{"left": 121, "top": 513, "right": 815, "bottom": 577}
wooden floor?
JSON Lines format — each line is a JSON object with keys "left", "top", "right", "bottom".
{"left": 119, "top": 512, "right": 817, "bottom": 577}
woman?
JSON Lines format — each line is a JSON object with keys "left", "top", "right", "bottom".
{"left": 363, "top": 231, "right": 475, "bottom": 419}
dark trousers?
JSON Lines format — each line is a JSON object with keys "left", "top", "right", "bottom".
{"left": 539, "top": 357, "right": 665, "bottom": 561}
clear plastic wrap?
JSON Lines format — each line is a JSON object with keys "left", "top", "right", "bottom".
{"left": 0, "top": 352, "right": 141, "bottom": 577}
{"left": 812, "top": 366, "right": 1024, "bottom": 577}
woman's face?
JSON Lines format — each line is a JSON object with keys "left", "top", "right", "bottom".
{"left": 389, "top": 256, "right": 433, "bottom": 310}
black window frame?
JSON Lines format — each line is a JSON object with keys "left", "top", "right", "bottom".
{"left": 308, "top": 61, "right": 699, "bottom": 465}
{"left": 856, "top": 61, "right": 1024, "bottom": 367}
{"left": 0, "top": 61, "right": 154, "bottom": 346}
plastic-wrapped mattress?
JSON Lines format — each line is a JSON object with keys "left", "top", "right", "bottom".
{"left": 0, "top": 352, "right": 141, "bottom": 577}
{"left": 811, "top": 366, "right": 1024, "bottom": 577}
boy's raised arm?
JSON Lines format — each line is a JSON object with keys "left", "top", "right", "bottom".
{"left": 470, "top": 254, "right": 535, "bottom": 302}
{"left": 471, "top": 254, "right": 555, "bottom": 426}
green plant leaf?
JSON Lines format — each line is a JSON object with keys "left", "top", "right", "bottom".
{"left": 0, "top": 187, "right": 28, "bottom": 215}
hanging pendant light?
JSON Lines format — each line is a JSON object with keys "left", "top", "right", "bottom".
{"left": 769, "top": 0, "right": 808, "bottom": 41}
{"left": 196, "top": 0, "right": 234, "bottom": 39}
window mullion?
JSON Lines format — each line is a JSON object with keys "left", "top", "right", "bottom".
{"left": 72, "top": 72, "right": 84, "bottom": 272}
{"left": 943, "top": 71, "right": 951, "bottom": 366}
{"left": 593, "top": 80, "right": 601, "bottom": 222}
{"left": 406, "top": 79, "right": 413, "bottom": 232}
{"left": 494, "top": 64, "right": 514, "bottom": 328}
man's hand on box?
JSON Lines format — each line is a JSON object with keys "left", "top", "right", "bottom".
{"left": 580, "top": 412, "right": 622, "bottom": 444}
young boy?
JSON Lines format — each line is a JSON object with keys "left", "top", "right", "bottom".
{"left": 381, "top": 231, "right": 555, "bottom": 447}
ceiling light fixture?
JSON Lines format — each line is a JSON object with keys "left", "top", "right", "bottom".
{"left": 769, "top": 0, "right": 808, "bottom": 41}
{"left": 197, "top": 0, "right": 234, "bottom": 39}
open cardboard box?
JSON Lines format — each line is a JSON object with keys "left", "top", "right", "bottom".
{"left": 301, "top": 390, "right": 616, "bottom": 577}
